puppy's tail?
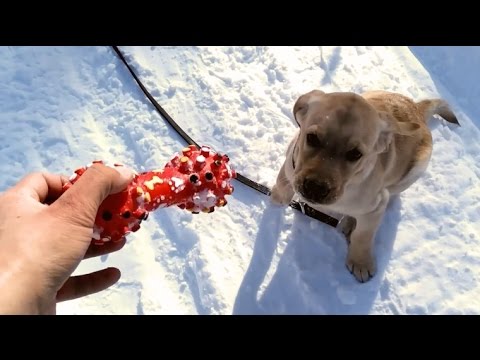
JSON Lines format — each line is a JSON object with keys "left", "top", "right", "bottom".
{"left": 417, "top": 99, "right": 460, "bottom": 126}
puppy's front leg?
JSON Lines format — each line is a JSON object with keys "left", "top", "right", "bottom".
{"left": 338, "top": 215, "right": 357, "bottom": 244}
{"left": 271, "top": 161, "right": 295, "bottom": 206}
{"left": 346, "top": 189, "right": 390, "bottom": 283}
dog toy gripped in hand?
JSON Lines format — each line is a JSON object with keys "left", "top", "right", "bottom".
{"left": 62, "top": 145, "right": 236, "bottom": 245}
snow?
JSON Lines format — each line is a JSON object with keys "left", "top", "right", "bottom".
{"left": 0, "top": 46, "right": 479, "bottom": 314}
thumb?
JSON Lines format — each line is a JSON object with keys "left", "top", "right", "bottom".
{"left": 49, "top": 163, "right": 134, "bottom": 227}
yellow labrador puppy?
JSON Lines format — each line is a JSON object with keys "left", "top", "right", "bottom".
{"left": 271, "top": 90, "right": 459, "bottom": 282}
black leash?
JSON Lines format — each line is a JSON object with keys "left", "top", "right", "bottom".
{"left": 111, "top": 46, "right": 339, "bottom": 228}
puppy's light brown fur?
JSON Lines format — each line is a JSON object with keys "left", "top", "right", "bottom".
{"left": 271, "top": 90, "right": 459, "bottom": 282}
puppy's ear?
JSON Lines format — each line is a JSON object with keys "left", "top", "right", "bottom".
{"left": 375, "top": 111, "right": 420, "bottom": 153}
{"left": 293, "top": 90, "right": 325, "bottom": 127}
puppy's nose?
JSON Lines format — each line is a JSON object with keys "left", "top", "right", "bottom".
{"left": 303, "top": 179, "right": 331, "bottom": 199}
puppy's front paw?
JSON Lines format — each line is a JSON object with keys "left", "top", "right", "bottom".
{"left": 270, "top": 185, "right": 293, "bottom": 206}
{"left": 346, "top": 250, "right": 376, "bottom": 283}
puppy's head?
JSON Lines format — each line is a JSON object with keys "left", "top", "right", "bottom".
{"left": 291, "top": 90, "right": 417, "bottom": 205}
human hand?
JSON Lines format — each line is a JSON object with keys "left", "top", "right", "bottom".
{"left": 0, "top": 164, "right": 134, "bottom": 314}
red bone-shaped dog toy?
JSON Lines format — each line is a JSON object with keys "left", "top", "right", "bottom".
{"left": 62, "top": 144, "right": 236, "bottom": 245}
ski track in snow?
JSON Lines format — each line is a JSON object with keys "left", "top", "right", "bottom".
{"left": 0, "top": 46, "right": 479, "bottom": 314}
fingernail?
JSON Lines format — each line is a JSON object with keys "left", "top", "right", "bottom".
{"left": 115, "top": 166, "right": 135, "bottom": 182}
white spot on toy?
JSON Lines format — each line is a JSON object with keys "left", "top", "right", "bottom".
{"left": 171, "top": 177, "right": 184, "bottom": 188}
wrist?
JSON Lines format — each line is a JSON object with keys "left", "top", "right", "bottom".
{"left": 0, "top": 258, "right": 52, "bottom": 315}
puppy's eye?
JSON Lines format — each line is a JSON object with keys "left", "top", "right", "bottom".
{"left": 306, "top": 133, "right": 322, "bottom": 148}
{"left": 346, "top": 148, "right": 362, "bottom": 162}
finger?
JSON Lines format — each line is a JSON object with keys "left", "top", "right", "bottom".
{"left": 84, "top": 237, "right": 127, "bottom": 259}
{"left": 44, "top": 175, "right": 70, "bottom": 204}
{"left": 49, "top": 163, "right": 134, "bottom": 222}
{"left": 56, "top": 267, "right": 121, "bottom": 302}
{"left": 10, "top": 172, "right": 67, "bottom": 203}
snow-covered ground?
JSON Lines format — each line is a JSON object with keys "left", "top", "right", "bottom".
{"left": 0, "top": 46, "right": 478, "bottom": 314}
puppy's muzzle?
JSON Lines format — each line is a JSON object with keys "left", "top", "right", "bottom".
{"left": 300, "top": 178, "right": 332, "bottom": 203}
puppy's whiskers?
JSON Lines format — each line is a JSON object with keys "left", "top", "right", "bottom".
{"left": 275, "top": 172, "right": 291, "bottom": 188}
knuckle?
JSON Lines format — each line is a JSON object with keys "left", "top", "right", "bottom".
{"left": 49, "top": 192, "right": 98, "bottom": 228}
{"left": 87, "top": 163, "right": 114, "bottom": 180}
